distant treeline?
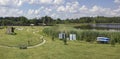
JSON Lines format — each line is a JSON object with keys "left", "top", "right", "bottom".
{"left": 0, "top": 16, "right": 120, "bottom": 26}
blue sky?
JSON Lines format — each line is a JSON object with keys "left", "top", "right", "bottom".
{"left": 0, "top": 0, "right": 120, "bottom": 19}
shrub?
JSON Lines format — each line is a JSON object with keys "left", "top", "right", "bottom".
{"left": 19, "top": 44, "right": 27, "bottom": 49}
{"left": 110, "top": 38, "right": 116, "bottom": 47}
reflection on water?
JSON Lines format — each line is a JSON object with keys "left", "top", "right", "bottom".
{"left": 74, "top": 24, "right": 120, "bottom": 31}
{"left": 91, "top": 24, "right": 120, "bottom": 29}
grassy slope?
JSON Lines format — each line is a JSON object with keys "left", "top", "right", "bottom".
{"left": 0, "top": 26, "right": 120, "bottom": 59}
{"left": 0, "top": 26, "right": 43, "bottom": 47}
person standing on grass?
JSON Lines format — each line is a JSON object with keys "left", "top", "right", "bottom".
{"left": 64, "top": 38, "right": 67, "bottom": 45}
{"left": 63, "top": 31, "right": 67, "bottom": 45}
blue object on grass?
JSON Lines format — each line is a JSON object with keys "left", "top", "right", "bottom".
{"left": 97, "top": 37, "right": 110, "bottom": 43}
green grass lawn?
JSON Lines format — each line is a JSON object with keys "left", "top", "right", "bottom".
{"left": 0, "top": 26, "right": 44, "bottom": 47}
{"left": 0, "top": 26, "right": 120, "bottom": 59}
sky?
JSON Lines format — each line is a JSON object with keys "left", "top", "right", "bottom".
{"left": 0, "top": 0, "right": 120, "bottom": 19}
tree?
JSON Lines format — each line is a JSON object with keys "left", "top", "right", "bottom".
{"left": 56, "top": 18, "right": 62, "bottom": 24}
{"left": 41, "top": 16, "right": 54, "bottom": 25}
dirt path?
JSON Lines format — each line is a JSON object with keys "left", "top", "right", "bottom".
{"left": 28, "top": 39, "right": 46, "bottom": 48}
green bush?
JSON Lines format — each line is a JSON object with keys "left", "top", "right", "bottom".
{"left": 110, "top": 37, "right": 116, "bottom": 47}
{"left": 19, "top": 44, "right": 27, "bottom": 49}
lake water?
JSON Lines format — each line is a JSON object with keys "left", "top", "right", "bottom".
{"left": 74, "top": 24, "right": 120, "bottom": 31}
{"left": 91, "top": 24, "right": 120, "bottom": 29}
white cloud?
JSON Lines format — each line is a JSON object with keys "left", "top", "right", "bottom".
{"left": 28, "top": 0, "right": 64, "bottom": 5}
{"left": 44, "top": 8, "right": 52, "bottom": 15}
{"left": 114, "top": 8, "right": 120, "bottom": 12}
{"left": 50, "top": 13, "right": 59, "bottom": 18}
{"left": 29, "top": 0, "right": 35, "bottom": 4}
{"left": 14, "top": 0, "right": 23, "bottom": 6}
{"left": 28, "top": 9, "right": 35, "bottom": 15}
{"left": 0, "top": 0, "right": 9, "bottom": 5}
{"left": 113, "top": 6, "right": 120, "bottom": 16}
{"left": 114, "top": 0, "right": 120, "bottom": 3}
{"left": 57, "top": 1, "right": 79, "bottom": 13}
{"left": 57, "top": 6, "right": 65, "bottom": 12}
{"left": 39, "top": 0, "right": 53, "bottom": 4}
{"left": 69, "top": 1, "right": 79, "bottom": 13}
{"left": 53, "top": 0, "right": 64, "bottom": 4}
{"left": 79, "top": 5, "right": 88, "bottom": 11}
{"left": 27, "top": 7, "right": 44, "bottom": 15}
{"left": 90, "top": 5, "right": 100, "bottom": 12}
{"left": 0, "top": 7, "right": 23, "bottom": 17}
{"left": 88, "top": 5, "right": 119, "bottom": 16}
{"left": 0, "top": 0, "right": 24, "bottom": 7}
{"left": 0, "top": 0, "right": 120, "bottom": 19}
{"left": 90, "top": 5, "right": 109, "bottom": 12}
{"left": 27, "top": 7, "right": 53, "bottom": 18}
{"left": 58, "top": 3, "right": 118, "bottom": 18}
{"left": 89, "top": 5, "right": 109, "bottom": 14}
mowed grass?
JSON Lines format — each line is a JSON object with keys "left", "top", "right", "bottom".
{"left": 0, "top": 26, "right": 44, "bottom": 47}
{"left": 0, "top": 26, "right": 120, "bottom": 59}
{"left": 0, "top": 38, "right": 120, "bottom": 59}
